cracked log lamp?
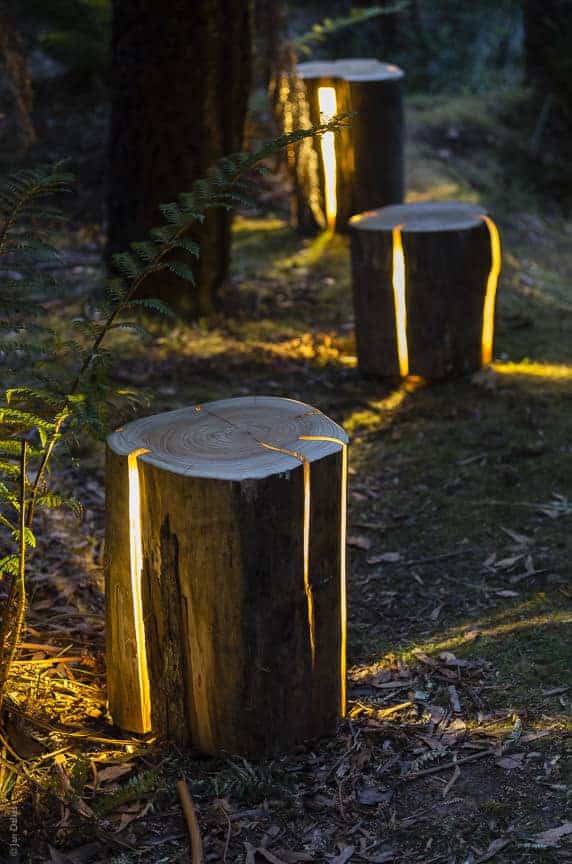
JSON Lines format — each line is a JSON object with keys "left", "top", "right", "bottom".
{"left": 289, "top": 58, "right": 404, "bottom": 233}
{"left": 105, "top": 397, "right": 348, "bottom": 757}
{"left": 349, "top": 201, "right": 502, "bottom": 379}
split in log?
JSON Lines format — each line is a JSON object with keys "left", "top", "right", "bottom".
{"left": 280, "top": 58, "right": 404, "bottom": 233}
{"left": 105, "top": 397, "right": 348, "bottom": 757}
{"left": 349, "top": 201, "right": 502, "bottom": 379}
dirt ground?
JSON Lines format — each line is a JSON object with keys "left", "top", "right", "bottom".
{"left": 0, "top": 92, "right": 571, "bottom": 863}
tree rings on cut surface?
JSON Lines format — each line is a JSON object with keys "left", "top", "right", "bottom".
{"left": 105, "top": 397, "right": 349, "bottom": 757}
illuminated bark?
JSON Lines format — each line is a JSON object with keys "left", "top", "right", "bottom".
{"left": 105, "top": 397, "right": 348, "bottom": 756}
{"left": 350, "top": 202, "right": 501, "bottom": 379}
{"left": 280, "top": 59, "right": 404, "bottom": 233}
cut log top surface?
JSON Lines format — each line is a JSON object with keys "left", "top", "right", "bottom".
{"left": 296, "top": 58, "right": 404, "bottom": 82}
{"left": 350, "top": 201, "right": 487, "bottom": 233}
{"left": 107, "top": 396, "right": 348, "bottom": 482}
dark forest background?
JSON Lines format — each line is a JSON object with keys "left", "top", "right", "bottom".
{"left": 1, "top": 0, "right": 571, "bottom": 223}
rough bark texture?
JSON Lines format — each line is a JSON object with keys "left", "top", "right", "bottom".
{"left": 350, "top": 202, "right": 498, "bottom": 379}
{"left": 105, "top": 397, "right": 348, "bottom": 757}
{"left": 281, "top": 59, "right": 404, "bottom": 234}
{"left": 349, "top": 77, "right": 404, "bottom": 215}
{"left": 0, "top": 4, "right": 35, "bottom": 151}
{"left": 108, "top": 0, "right": 252, "bottom": 316}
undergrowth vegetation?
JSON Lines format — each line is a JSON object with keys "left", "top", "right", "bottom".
{"left": 0, "top": 116, "right": 348, "bottom": 713}
{"left": 0, "top": 3, "right": 570, "bottom": 861}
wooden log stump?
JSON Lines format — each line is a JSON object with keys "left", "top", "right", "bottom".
{"left": 283, "top": 58, "right": 404, "bottom": 233}
{"left": 105, "top": 396, "right": 348, "bottom": 757}
{"left": 349, "top": 201, "right": 502, "bottom": 379}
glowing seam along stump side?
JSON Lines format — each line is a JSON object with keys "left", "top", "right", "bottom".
{"left": 391, "top": 225, "right": 409, "bottom": 377}
{"left": 258, "top": 440, "right": 316, "bottom": 666}
{"left": 127, "top": 447, "right": 152, "bottom": 732}
{"left": 317, "top": 86, "right": 338, "bottom": 230}
{"left": 480, "top": 215, "right": 501, "bottom": 366}
{"left": 299, "top": 435, "right": 348, "bottom": 717}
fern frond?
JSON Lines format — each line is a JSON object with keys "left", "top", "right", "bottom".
{"left": 108, "top": 321, "right": 151, "bottom": 340}
{"left": 112, "top": 252, "right": 143, "bottom": 281}
{"left": 126, "top": 298, "right": 175, "bottom": 317}
{"left": 11, "top": 527, "right": 36, "bottom": 549}
{"left": 165, "top": 261, "right": 196, "bottom": 284}
{"left": 0, "top": 408, "right": 56, "bottom": 431}
{"left": 0, "top": 554, "right": 19, "bottom": 576}
{"left": 0, "top": 460, "right": 21, "bottom": 478}
{"left": 34, "top": 493, "right": 82, "bottom": 518}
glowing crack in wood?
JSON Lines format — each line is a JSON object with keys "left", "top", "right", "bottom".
{"left": 392, "top": 225, "right": 409, "bottom": 377}
{"left": 318, "top": 86, "right": 338, "bottom": 230}
{"left": 258, "top": 440, "right": 315, "bottom": 666}
{"left": 127, "top": 447, "right": 152, "bottom": 732}
{"left": 299, "top": 434, "right": 348, "bottom": 716}
{"left": 480, "top": 215, "right": 501, "bottom": 366}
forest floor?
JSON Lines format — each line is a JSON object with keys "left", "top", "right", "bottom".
{"left": 1, "top": 91, "right": 571, "bottom": 863}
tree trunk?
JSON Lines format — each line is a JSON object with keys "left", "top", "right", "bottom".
{"left": 282, "top": 59, "right": 404, "bottom": 234}
{"left": 107, "top": 0, "right": 252, "bottom": 317}
{"left": 0, "top": 3, "right": 35, "bottom": 151}
{"left": 105, "top": 396, "right": 348, "bottom": 757}
{"left": 350, "top": 202, "right": 501, "bottom": 379}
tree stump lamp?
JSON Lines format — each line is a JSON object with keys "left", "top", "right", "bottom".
{"left": 105, "top": 397, "right": 349, "bottom": 757}
{"left": 285, "top": 58, "right": 405, "bottom": 233}
{"left": 349, "top": 201, "right": 502, "bottom": 379}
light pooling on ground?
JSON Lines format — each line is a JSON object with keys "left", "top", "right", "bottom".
{"left": 493, "top": 361, "right": 572, "bottom": 380}
{"left": 299, "top": 435, "right": 348, "bottom": 717}
{"left": 343, "top": 377, "right": 425, "bottom": 436}
{"left": 392, "top": 225, "right": 409, "bottom": 377}
{"left": 481, "top": 215, "right": 502, "bottom": 365}
{"left": 127, "top": 447, "right": 152, "bottom": 732}
{"left": 318, "top": 86, "right": 338, "bottom": 230}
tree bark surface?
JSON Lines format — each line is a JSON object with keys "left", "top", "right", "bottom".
{"left": 108, "top": 0, "right": 251, "bottom": 316}
{"left": 106, "top": 397, "right": 348, "bottom": 757}
{"left": 350, "top": 201, "right": 500, "bottom": 379}
{"left": 283, "top": 58, "right": 404, "bottom": 233}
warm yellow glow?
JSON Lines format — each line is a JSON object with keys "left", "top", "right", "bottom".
{"left": 481, "top": 215, "right": 501, "bottom": 365}
{"left": 392, "top": 225, "right": 409, "bottom": 377}
{"left": 343, "top": 377, "right": 425, "bottom": 435}
{"left": 492, "top": 361, "right": 572, "bottom": 380}
{"left": 303, "top": 459, "right": 315, "bottom": 665}
{"left": 404, "top": 610, "right": 572, "bottom": 658}
{"left": 127, "top": 448, "right": 152, "bottom": 733}
{"left": 318, "top": 86, "right": 338, "bottom": 230}
{"left": 299, "top": 435, "right": 348, "bottom": 716}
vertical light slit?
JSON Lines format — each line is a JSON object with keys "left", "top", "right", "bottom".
{"left": 127, "top": 447, "right": 151, "bottom": 732}
{"left": 318, "top": 86, "right": 338, "bottom": 230}
{"left": 302, "top": 459, "right": 315, "bottom": 664}
{"left": 258, "top": 440, "right": 315, "bottom": 666}
{"left": 392, "top": 225, "right": 409, "bottom": 377}
{"left": 480, "top": 215, "right": 501, "bottom": 366}
{"left": 299, "top": 435, "right": 348, "bottom": 716}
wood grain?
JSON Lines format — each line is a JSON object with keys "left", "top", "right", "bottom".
{"left": 106, "top": 397, "right": 349, "bottom": 756}
{"left": 289, "top": 58, "right": 405, "bottom": 233}
{"left": 350, "top": 201, "right": 499, "bottom": 379}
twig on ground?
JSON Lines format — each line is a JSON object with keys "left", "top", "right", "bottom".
{"left": 442, "top": 764, "right": 461, "bottom": 797}
{"left": 11, "top": 656, "right": 85, "bottom": 666}
{"left": 402, "top": 549, "right": 469, "bottom": 566}
{"left": 404, "top": 748, "right": 496, "bottom": 782}
{"left": 177, "top": 777, "right": 204, "bottom": 863}
{"left": 219, "top": 801, "right": 232, "bottom": 864}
